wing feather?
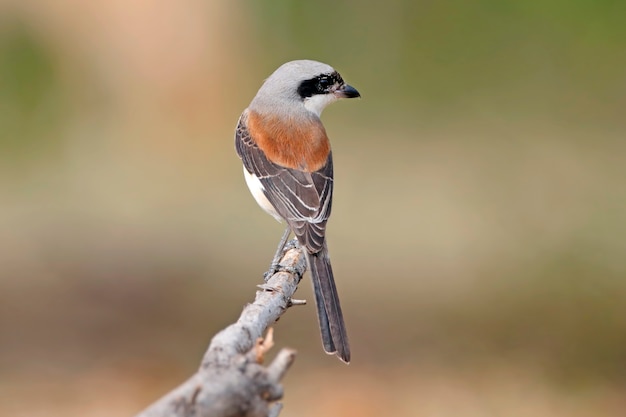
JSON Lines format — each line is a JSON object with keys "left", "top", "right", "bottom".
{"left": 235, "top": 112, "right": 332, "bottom": 253}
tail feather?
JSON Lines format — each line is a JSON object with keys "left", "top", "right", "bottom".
{"left": 307, "top": 244, "right": 350, "bottom": 363}
{"left": 311, "top": 281, "right": 335, "bottom": 354}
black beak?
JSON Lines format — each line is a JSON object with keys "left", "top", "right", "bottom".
{"left": 335, "top": 84, "right": 360, "bottom": 99}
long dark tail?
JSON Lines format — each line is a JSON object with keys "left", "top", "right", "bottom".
{"left": 307, "top": 243, "right": 350, "bottom": 363}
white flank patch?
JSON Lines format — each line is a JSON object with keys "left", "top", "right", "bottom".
{"left": 243, "top": 167, "right": 283, "bottom": 222}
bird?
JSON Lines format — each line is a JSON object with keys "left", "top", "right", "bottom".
{"left": 235, "top": 60, "right": 360, "bottom": 363}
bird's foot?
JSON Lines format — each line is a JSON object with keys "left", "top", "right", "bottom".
{"left": 263, "top": 264, "right": 298, "bottom": 282}
{"left": 283, "top": 238, "right": 299, "bottom": 251}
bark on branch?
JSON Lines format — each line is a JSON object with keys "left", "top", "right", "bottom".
{"left": 135, "top": 239, "right": 307, "bottom": 417}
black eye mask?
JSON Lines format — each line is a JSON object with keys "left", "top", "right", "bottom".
{"left": 297, "top": 72, "right": 344, "bottom": 98}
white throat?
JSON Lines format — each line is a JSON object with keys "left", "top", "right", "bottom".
{"left": 303, "top": 94, "right": 338, "bottom": 117}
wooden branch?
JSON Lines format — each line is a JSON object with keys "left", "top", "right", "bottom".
{"left": 135, "top": 239, "right": 307, "bottom": 417}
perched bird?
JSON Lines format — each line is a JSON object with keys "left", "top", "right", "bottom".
{"left": 235, "top": 60, "right": 360, "bottom": 363}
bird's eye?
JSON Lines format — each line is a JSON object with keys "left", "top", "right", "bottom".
{"left": 298, "top": 74, "right": 336, "bottom": 98}
{"left": 318, "top": 77, "right": 332, "bottom": 89}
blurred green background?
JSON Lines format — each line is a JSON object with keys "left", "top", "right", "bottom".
{"left": 1, "top": 0, "right": 625, "bottom": 415}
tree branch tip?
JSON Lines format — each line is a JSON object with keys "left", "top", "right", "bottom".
{"left": 268, "top": 402, "right": 284, "bottom": 417}
{"left": 247, "top": 327, "right": 275, "bottom": 364}
{"left": 288, "top": 298, "right": 307, "bottom": 307}
{"left": 266, "top": 348, "right": 297, "bottom": 383}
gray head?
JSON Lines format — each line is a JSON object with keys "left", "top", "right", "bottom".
{"left": 249, "top": 60, "right": 360, "bottom": 118}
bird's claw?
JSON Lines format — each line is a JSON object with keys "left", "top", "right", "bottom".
{"left": 284, "top": 239, "right": 299, "bottom": 251}
{"left": 264, "top": 264, "right": 298, "bottom": 282}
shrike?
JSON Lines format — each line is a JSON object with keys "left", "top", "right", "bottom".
{"left": 235, "top": 60, "right": 360, "bottom": 363}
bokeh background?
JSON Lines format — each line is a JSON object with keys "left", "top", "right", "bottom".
{"left": 1, "top": 0, "right": 625, "bottom": 416}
